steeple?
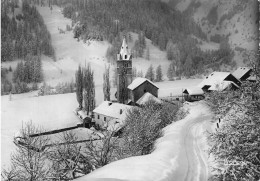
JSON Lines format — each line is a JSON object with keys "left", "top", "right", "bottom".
{"left": 116, "top": 37, "right": 132, "bottom": 104}
{"left": 119, "top": 37, "right": 131, "bottom": 60}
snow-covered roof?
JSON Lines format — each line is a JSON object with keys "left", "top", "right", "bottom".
{"left": 136, "top": 92, "right": 162, "bottom": 105}
{"left": 198, "top": 72, "right": 240, "bottom": 91}
{"left": 128, "top": 77, "right": 159, "bottom": 90}
{"left": 106, "top": 119, "right": 124, "bottom": 132}
{"left": 232, "top": 67, "right": 252, "bottom": 80}
{"left": 247, "top": 75, "right": 257, "bottom": 81}
{"left": 208, "top": 81, "right": 239, "bottom": 91}
{"left": 77, "top": 110, "right": 89, "bottom": 119}
{"left": 183, "top": 87, "right": 204, "bottom": 95}
{"left": 198, "top": 72, "right": 229, "bottom": 88}
{"left": 93, "top": 101, "right": 132, "bottom": 120}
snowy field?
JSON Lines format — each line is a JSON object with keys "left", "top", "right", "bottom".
{"left": 1, "top": 93, "right": 79, "bottom": 168}
{"left": 1, "top": 78, "right": 203, "bottom": 168}
{"left": 156, "top": 79, "right": 203, "bottom": 97}
{"left": 36, "top": 5, "right": 110, "bottom": 87}
{"left": 75, "top": 101, "right": 213, "bottom": 181}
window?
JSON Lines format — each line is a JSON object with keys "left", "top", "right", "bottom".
{"left": 98, "top": 115, "right": 100, "bottom": 119}
{"left": 125, "top": 55, "right": 127, "bottom": 59}
{"left": 104, "top": 117, "right": 106, "bottom": 121}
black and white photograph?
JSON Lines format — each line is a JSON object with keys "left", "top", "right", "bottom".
{"left": 1, "top": 0, "right": 259, "bottom": 180}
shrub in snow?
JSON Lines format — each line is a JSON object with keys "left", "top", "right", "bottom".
{"left": 2, "top": 122, "right": 50, "bottom": 180}
{"left": 119, "top": 100, "right": 179, "bottom": 158}
{"left": 206, "top": 79, "right": 260, "bottom": 181}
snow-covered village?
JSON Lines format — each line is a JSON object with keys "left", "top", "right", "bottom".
{"left": 1, "top": 0, "right": 260, "bottom": 180}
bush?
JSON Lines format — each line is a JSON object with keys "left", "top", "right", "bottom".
{"left": 120, "top": 101, "right": 179, "bottom": 157}
{"left": 206, "top": 79, "right": 260, "bottom": 180}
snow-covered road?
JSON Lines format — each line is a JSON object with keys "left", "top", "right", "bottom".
{"left": 75, "top": 101, "right": 213, "bottom": 181}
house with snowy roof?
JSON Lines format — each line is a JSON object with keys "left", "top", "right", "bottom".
{"left": 232, "top": 67, "right": 252, "bottom": 81}
{"left": 198, "top": 72, "right": 241, "bottom": 92}
{"left": 127, "top": 77, "right": 159, "bottom": 105}
{"left": 93, "top": 101, "right": 132, "bottom": 128}
{"left": 183, "top": 87, "right": 204, "bottom": 102}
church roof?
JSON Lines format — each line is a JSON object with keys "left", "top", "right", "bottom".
{"left": 119, "top": 38, "right": 131, "bottom": 60}
{"left": 127, "top": 77, "right": 159, "bottom": 90}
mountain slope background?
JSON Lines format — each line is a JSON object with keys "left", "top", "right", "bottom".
{"left": 54, "top": 0, "right": 258, "bottom": 78}
{"left": 168, "top": 0, "right": 258, "bottom": 66}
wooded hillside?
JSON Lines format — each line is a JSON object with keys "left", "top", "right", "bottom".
{"left": 55, "top": 0, "right": 235, "bottom": 77}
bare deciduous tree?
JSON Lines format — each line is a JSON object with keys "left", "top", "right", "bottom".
{"left": 2, "top": 122, "right": 51, "bottom": 181}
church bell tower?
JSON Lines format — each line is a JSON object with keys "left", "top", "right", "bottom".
{"left": 117, "top": 37, "right": 132, "bottom": 104}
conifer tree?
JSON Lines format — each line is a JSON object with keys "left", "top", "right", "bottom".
{"left": 145, "top": 65, "right": 155, "bottom": 81}
{"left": 166, "top": 40, "right": 175, "bottom": 60}
{"left": 158, "top": 33, "right": 166, "bottom": 50}
{"left": 34, "top": 56, "right": 43, "bottom": 82}
{"left": 167, "top": 63, "right": 175, "bottom": 81}
{"left": 145, "top": 46, "right": 150, "bottom": 60}
{"left": 23, "top": 59, "right": 30, "bottom": 83}
{"left": 137, "top": 70, "right": 143, "bottom": 78}
{"left": 155, "top": 65, "right": 163, "bottom": 82}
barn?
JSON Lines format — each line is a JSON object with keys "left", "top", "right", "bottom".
{"left": 183, "top": 87, "right": 204, "bottom": 102}
{"left": 127, "top": 77, "right": 159, "bottom": 104}
{"left": 198, "top": 72, "right": 241, "bottom": 92}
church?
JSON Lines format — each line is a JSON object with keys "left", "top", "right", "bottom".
{"left": 116, "top": 37, "right": 159, "bottom": 105}
{"left": 93, "top": 37, "right": 160, "bottom": 128}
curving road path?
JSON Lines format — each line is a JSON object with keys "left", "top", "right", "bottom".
{"left": 76, "top": 101, "right": 213, "bottom": 181}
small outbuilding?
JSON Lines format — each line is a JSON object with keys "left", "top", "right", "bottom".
{"left": 183, "top": 87, "right": 204, "bottom": 102}
{"left": 127, "top": 77, "right": 159, "bottom": 104}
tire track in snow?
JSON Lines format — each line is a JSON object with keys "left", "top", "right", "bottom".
{"left": 183, "top": 114, "right": 210, "bottom": 181}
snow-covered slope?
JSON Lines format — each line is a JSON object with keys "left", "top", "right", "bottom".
{"left": 75, "top": 101, "right": 213, "bottom": 181}
{"left": 34, "top": 5, "right": 171, "bottom": 87}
